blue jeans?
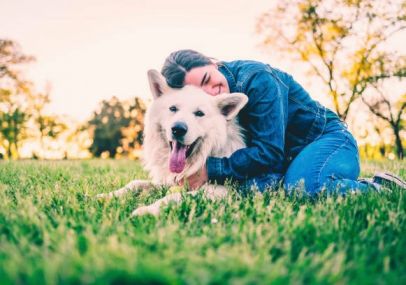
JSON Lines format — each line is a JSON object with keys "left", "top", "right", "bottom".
{"left": 243, "top": 120, "right": 373, "bottom": 195}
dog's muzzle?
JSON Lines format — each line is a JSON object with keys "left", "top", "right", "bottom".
{"left": 171, "top": 122, "right": 188, "bottom": 139}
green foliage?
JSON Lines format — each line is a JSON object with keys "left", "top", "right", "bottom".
{"left": 88, "top": 97, "right": 146, "bottom": 158}
{"left": 88, "top": 97, "right": 130, "bottom": 157}
{"left": 121, "top": 97, "right": 147, "bottom": 153}
{"left": 0, "top": 39, "right": 63, "bottom": 159}
{"left": 0, "top": 159, "right": 405, "bottom": 284}
{"left": 0, "top": 107, "right": 27, "bottom": 158}
{"left": 0, "top": 39, "right": 35, "bottom": 158}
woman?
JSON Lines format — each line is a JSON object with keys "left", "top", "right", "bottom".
{"left": 160, "top": 49, "right": 405, "bottom": 195}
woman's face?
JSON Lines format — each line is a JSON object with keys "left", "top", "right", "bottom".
{"left": 184, "top": 64, "right": 230, "bottom": 96}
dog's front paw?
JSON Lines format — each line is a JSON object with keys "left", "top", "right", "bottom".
{"left": 131, "top": 205, "right": 160, "bottom": 217}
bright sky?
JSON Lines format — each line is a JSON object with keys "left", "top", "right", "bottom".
{"left": 1, "top": 0, "right": 299, "bottom": 121}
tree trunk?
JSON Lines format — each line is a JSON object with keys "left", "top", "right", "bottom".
{"left": 6, "top": 142, "right": 12, "bottom": 159}
{"left": 12, "top": 118, "right": 19, "bottom": 159}
{"left": 393, "top": 126, "right": 404, "bottom": 160}
{"left": 13, "top": 141, "right": 19, "bottom": 159}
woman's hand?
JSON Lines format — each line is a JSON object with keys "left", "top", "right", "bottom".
{"left": 179, "top": 165, "right": 208, "bottom": 190}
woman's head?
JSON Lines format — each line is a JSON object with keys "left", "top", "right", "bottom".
{"left": 161, "top": 49, "right": 230, "bottom": 96}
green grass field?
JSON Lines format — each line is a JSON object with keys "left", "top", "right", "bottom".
{"left": 0, "top": 159, "right": 405, "bottom": 285}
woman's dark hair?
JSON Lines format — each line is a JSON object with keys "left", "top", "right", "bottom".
{"left": 161, "top": 49, "right": 213, "bottom": 88}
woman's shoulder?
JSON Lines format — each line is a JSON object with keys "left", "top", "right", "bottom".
{"left": 223, "top": 60, "right": 270, "bottom": 73}
{"left": 222, "top": 60, "right": 271, "bottom": 85}
{"left": 221, "top": 60, "right": 281, "bottom": 92}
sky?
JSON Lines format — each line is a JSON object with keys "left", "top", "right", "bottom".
{"left": 0, "top": 0, "right": 296, "bottom": 121}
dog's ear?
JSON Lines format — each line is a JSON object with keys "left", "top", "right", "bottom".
{"left": 216, "top": 93, "right": 248, "bottom": 120}
{"left": 147, "top": 69, "right": 170, "bottom": 100}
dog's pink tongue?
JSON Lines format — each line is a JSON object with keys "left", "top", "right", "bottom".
{"left": 169, "top": 141, "right": 187, "bottom": 173}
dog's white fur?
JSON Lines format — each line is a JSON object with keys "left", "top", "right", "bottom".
{"left": 98, "top": 70, "right": 247, "bottom": 216}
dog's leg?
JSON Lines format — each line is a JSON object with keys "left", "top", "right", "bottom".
{"left": 131, "top": 190, "right": 197, "bottom": 216}
{"left": 132, "top": 185, "right": 229, "bottom": 217}
{"left": 96, "top": 179, "right": 154, "bottom": 199}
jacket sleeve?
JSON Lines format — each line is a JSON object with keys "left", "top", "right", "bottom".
{"left": 206, "top": 70, "right": 288, "bottom": 184}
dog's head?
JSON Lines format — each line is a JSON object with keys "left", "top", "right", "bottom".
{"left": 146, "top": 69, "right": 248, "bottom": 174}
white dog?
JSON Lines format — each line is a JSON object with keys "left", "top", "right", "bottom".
{"left": 98, "top": 70, "right": 248, "bottom": 216}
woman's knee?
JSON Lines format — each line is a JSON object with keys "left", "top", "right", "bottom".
{"left": 284, "top": 135, "right": 360, "bottom": 195}
{"left": 284, "top": 163, "right": 361, "bottom": 195}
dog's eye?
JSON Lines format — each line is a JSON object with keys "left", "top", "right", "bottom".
{"left": 194, "top": 110, "right": 205, "bottom": 117}
{"left": 169, "top": 106, "right": 178, "bottom": 113}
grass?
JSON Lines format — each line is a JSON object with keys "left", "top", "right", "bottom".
{"left": 0, "top": 159, "right": 405, "bottom": 285}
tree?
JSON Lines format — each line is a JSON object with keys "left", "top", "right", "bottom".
{"left": 88, "top": 97, "right": 130, "bottom": 158}
{"left": 256, "top": 0, "right": 405, "bottom": 120}
{"left": 256, "top": 0, "right": 406, "bottom": 158}
{"left": 362, "top": 90, "right": 405, "bottom": 158}
{"left": 0, "top": 39, "right": 34, "bottom": 90}
{"left": 0, "top": 88, "right": 30, "bottom": 158}
{"left": 120, "top": 97, "right": 147, "bottom": 156}
{"left": 30, "top": 85, "right": 68, "bottom": 158}
{"left": 0, "top": 39, "right": 35, "bottom": 158}
{"left": 88, "top": 96, "right": 146, "bottom": 158}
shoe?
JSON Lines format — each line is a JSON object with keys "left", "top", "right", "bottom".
{"left": 358, "top": 177, "right": 380, "bottom": 191}
{"left": 373, "top": 172, "right": 406, "bottom": 190}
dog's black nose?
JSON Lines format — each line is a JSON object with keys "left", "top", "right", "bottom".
{"left": 171, "top": 122, "right": 188, "bottom": 138}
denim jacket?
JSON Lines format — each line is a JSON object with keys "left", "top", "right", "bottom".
{"left": 206, "top": 60, "right": 340, "bottom": 184}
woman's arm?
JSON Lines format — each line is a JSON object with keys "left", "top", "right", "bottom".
{"left": 206, "top": 70, "right": 288, "bottom": 184}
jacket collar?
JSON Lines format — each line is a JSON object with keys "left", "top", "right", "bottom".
{"left": 218, "top": 62, "right": 237, "bottom": 93}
